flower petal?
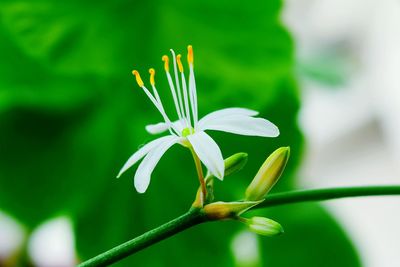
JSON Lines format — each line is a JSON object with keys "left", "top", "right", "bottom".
{"left": 199, "top": 115, "right": 279, "bottom": 137}
{"left": 145, "top": 122, "right": 169, "bottom": 135}
{"left": 117, "top": 135, "right": 176, "bottom": 178}
{"left": 187, "top": 131, "right": 224, "bottom": 180}
{"left": 197, "top": 108, "right": 259, "bottom": 129}
{"left": 145, "top": 119, "right": 185, "bottom": 135}
{"left": 134, "top": 136, "right": 179, "bottom": 193}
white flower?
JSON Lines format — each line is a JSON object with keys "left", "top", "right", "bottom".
{"left": 117, "top": 45, "right": 279, "bottom": 193}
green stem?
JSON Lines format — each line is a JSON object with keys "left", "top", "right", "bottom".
{"left": 78, "top": 185, "right": 400, "bottom": 266}
{"left": 77, "top": 208, "right": 205, "bottom": 267}
{"left": 258, "top": 185, "right": 400, "bottom": 208}
{"left": 190, "top": 147, "right": 207, "bottom": 204}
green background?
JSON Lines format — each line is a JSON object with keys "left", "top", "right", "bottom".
{"left": 0, "top": 0, "right": 361, "bottom": 266}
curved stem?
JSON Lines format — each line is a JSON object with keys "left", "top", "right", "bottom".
{"left": 77, "top": 208, "right": 205, "bottom": 267}
{"left": 78, "top": 185, "right": 400, "bottom": 266}
{"left": 257, "top": 185, "right": 400, "bottom": 208}
{"left": 190, "top": 147, "right": 207, "bottom": 205}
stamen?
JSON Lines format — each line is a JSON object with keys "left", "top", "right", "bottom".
{"left": 187, "top": 45, "right": 194, "bottom": 65}
{"left": 148, "top": 70, "right": 179, "bottom": 135}
{"left": 176, "top": 54, "right": 184, "bottom": 73}
{"left": 180, "top": 67, "right": 191, "bottom": 127}
{"left": 132, "top": 70, "right": 144, "bottom": 87}
{"left": 162, "top": 55, "right": 169, "bottom": 72}
{"left": 170, "top": 49, "right": 186, "bottom": 125}
{"left": 177, "top": 54, "right": 191, "bottom": 126}
{"left": 163, "top": 54, "right": 183, "bottom": 120}
{"left": 131, "top": 69, "right": 178, "bottom": 134}
{"left": 187, "top": 46, "right": 198, "bottom": 129}
{"left": 149, "top": 68, "right": 156, "bottom": 86}
{"left": 149, "top": 68, "right": 163, "bottom": 111}
{"left": 142, "top": 85, "right": 179, "bottom": 135}
{"left": 189, "top": 69, "right": 198, "bottom": 128}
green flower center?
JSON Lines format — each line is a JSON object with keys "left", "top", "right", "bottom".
{"left": 182, "top": 127, "right": 194, "bottom": 137}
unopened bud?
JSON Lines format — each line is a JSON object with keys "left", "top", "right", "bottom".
{"left": 206, "top": 152, "right": 248, "bottom": 180}
{"left": 246, "top": 216, "right": 284, "bottom": 236}
{"left": 204, "top": 200, "right": 262, "bottom": 220}
{"left": 245, "top": 147, "right": 290, "bottom": 201}
{"left": 224, "top": 152, "right": 248, "bottom": 177}
{"left": 195, "top": 153, "right": 248, "bottom": 207}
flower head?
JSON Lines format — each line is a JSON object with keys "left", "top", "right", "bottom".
{"left": 118, "top": 45, "right": 279, "bottom": 193}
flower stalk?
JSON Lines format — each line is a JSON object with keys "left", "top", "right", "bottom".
{"left": 190, "top": 147, "right": 206, "bottom": 207}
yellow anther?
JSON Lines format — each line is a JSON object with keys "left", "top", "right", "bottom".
{"left": 176, "top": 54, "right": 184, "bottom": 73}
{"left": 187, "top": 45, "right": 193, "bottom": 65}
{"left": 162, "top": 55, "right": 169, "bottom": 72}
{"left": 149, "top": 68, "right": 155, "bottom": 86}
{"left": 132, "top": 70, "right": 144, "bottom": 87}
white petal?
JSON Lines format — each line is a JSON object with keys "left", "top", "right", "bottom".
{"left": 145, "top": 119, "right": 186, "bottom": 135}
{"left": 197, "top": 108, "right": 259, "bottom": 129}
{"left": 134, "top": 136, "right": 179, "bottom": 193}
{"left": 187, "top": 131, "right": 224, "bottom": 180}
{"left": 199, "top": 115, "right": 279, "bottom": 137}
{"left": 145, "top": 122, "right": 169, "bottom": 135}
{"left": 117, "top": 135, "right": 175, "bottom": 178}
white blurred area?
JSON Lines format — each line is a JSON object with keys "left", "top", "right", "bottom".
{"left": 28, "top": 217, "right": 76, "bottom": 267}
{"left": 231, "top": 231, "right": 261, "bottom": 267}
{"left": 0, "top": 214, "right": 76, "bottom": 267}
{"left": 0, "top": 211, "right": 25, "bottom": 265}
{"left": 283, "top": 0, "right": 400, "bottom": 266}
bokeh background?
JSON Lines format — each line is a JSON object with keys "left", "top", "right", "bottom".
{"left": 0, "top": 0, "right": 398, "bottom": 266}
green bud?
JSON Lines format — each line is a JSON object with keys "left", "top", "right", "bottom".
{"left": 224, "top": 152, "right": 248, "bottom": 177}
{"left": 245, "top": 147, "right": 290, "bottom": 201}
{"left": 201, "top": 153, "right": 248, "bottom": 204}
{"left": 246, "top": 216, "right": 284, "bottom": 236}
{"left": 203, "top": 200, "right": 263, "bottom": 220}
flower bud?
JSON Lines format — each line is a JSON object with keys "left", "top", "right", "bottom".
{"left": 224, "top": 152, "right": 248, "bottom": 177}
{"left": 245, "top": 147, "right": 290, "bottom": 201}
{"left": 194, "top": 153, "right": 248, "bottom": 207}
{"left": 246, "top": 216, "right": 284, "bottom": 236}
{"left": 203, "top": 200, "right": 262, "bottom": 220}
